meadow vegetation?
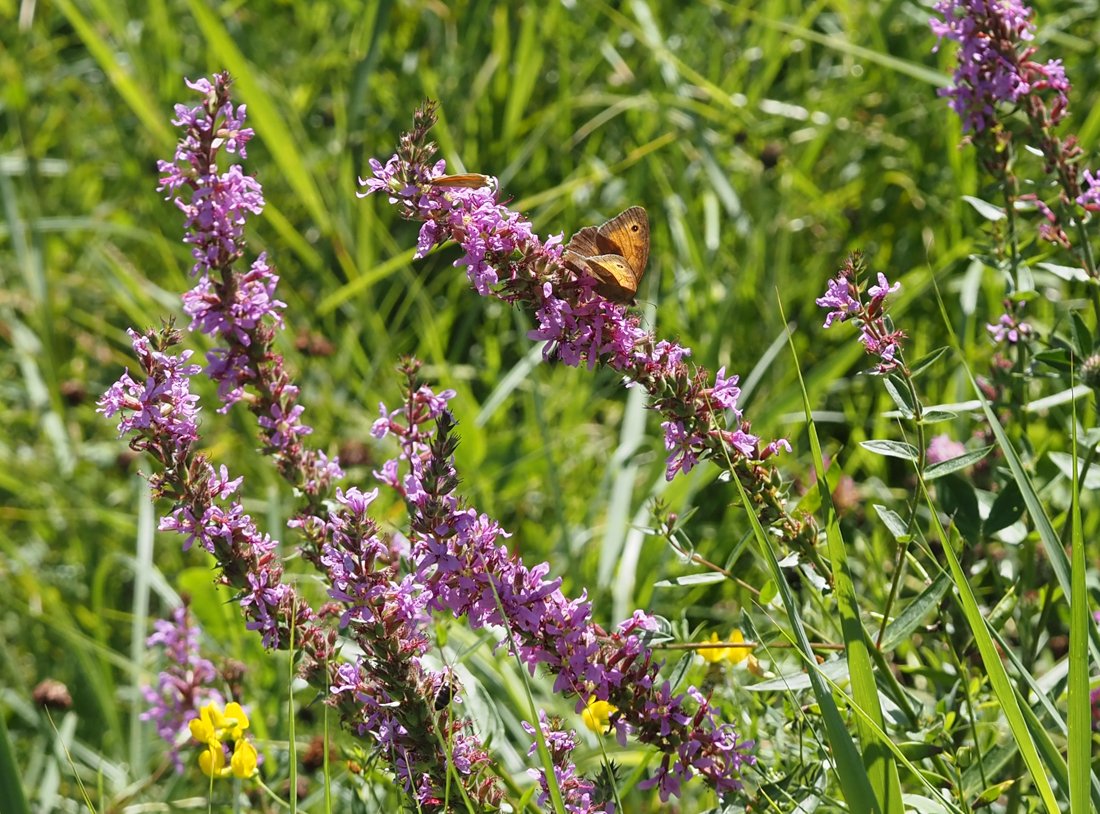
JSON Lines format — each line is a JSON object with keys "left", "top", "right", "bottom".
{"left": 2, "top": 1, "right": 1100, "bottom": 812}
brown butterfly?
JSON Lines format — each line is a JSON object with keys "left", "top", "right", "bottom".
{"left": 562, "top": 206, "right": 650, "bottom": 304}
{"left": 428, "top": 173, "right": 496, "bottom": 190}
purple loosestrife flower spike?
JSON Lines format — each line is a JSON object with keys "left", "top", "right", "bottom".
{"left": 360, "top": 107, "right": 820, "bottom": 567}
{"left": 930, "top": 1, "right": 1069, "bottom": 134}
{"left": 522, "top": 712, "right": 613, "bottom": 813}
{"left": 141, "top": 603, "right": 223, "bottom": 772}
{"left": 296, "top": 481, "right": 503, "bottom": 809}
{"left": 102, "top": 330, "right": 498, "bottom": 810}
{"left": 159, "top": 73, "right": 342, "bottom": 514}
{"left": 374, "top": 365, "right": 755, "bottom": 803}
{"left": 817, "top": 254, "right": 906, "bottom": 374}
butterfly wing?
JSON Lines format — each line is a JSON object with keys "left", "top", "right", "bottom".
{"left": 429, "top": 173, "right": 495, "bottom": 189}
{"left": 563, "top": 207, "right": 649, "bottom": 304}
{"left": 581, "top": 253, "right": 638, "bottom": 303}
{"left": 595, "top": 207, "right": 649, "bottom": 282}
{"left": 564, "top": 225, "right": 602, "bottom": 258}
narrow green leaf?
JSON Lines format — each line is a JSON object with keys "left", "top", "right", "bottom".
{"left": 1036, "top": 262, "right": 1089, "bottom": 282}
{"left": 924, "top": 446, "right": 992, "bottom": 480}
{"left": 1048, "top": 451, "right": 1100, "bottom": 489}
{"left": 909, "top": 346, "right": 950, "bottom": 377}
{"left": 0, "top": 712, "right": 30, "bottom": 814}
{"left": 916, "top": 482, "right": 1061, "bottom": 814}
{"left": 873, "top": 504, "right": 909, "bottom": 541}
{"left": 653, "top": 572, "right": 726, "bottom": 588}
{"left": 883, "top": 376, "right": 914, "bottom": 418}
{"left": 1070, "top": 311, "right": 1093, "bottom": 357}
{"left": 1068, "top": 380, "right": 1090, "bottom": 814}
{"left": 880, "top": 572, "right": 951, "bottom": 652}
{"left": 861, "top": 440, "right": 919, "bottom": 461}
{"left": 918, "top": 409, "right": 958, "bottom": 423}
{"left": 961, "top": 195, "right": 1005, "bottom": 221}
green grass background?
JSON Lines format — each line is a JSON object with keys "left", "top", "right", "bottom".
{"left": 3, "top": 0, "right": 1099, "bottom": 810}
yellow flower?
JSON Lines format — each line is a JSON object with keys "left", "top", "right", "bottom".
{"left": 725, "top": 630, "right": 752, "bottom": 665}
{"left": 700, "top": 631, "right": 731, "bottom": 664}
{"left": 198, "top": 742, "right": 226, "bottom": 778}
{"left": 230, "top": 739, "right": 259, "bottom": 779}
{"left": 581, "top": 697, "right": 617, "bottom": 734}
{"left": 222, "top": 701, "right": 250, "bottom": 740}
{"left": 188, "top": 700, "right": 258, "bottom": 781}
{"left": 700, "top": 631, "right": 753, "bottom": 666}
{"left": 189, "top": 703, "right": 222, "bottom": 745}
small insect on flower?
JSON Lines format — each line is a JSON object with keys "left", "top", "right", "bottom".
{"left": 428, "top": 173, "right": 497, "bottom": 190}
{"left": 562, "top": 207, "right": 650, "bottom": 305}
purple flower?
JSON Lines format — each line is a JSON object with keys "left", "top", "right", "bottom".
{"left": 158, "top": 73, "right": 341, "bottom": 498}
{"left": 818, "top": 259, "right": 906, "bottom": 374}
{"left": 141, "top": 604, "right": 223, "bottom": 772}
{"left": 373, "top": 382, "right": 755, "bottom": 801}
{"left": 930, "top": 1, "right": 1069, "bottom": 133}
{"left": 816, "top": 276, "right": 860, "bottom": 328}
{"left": 1078, "top": 169, "right": 1100, "bottom": 209}
{"left": 521, "top": 712, "right": 613, "bottom": 813}
{"left": 97, "top": 329, "right": 203, "bottom": 446}
{"left": 987, "top": 310, "right": 1032, "bottom": 344}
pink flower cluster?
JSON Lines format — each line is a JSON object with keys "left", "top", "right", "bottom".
{"left": 370, "top": 371, "right": 755, "bottom": 802}
{"left": 817, "top": 259, "right": 906, "bottom": 373}
{"left": 157, "top": 72, "right": 341, "bottom": 499}
{"left": 931, "top": 0, "right": 1069, "bottom": 133}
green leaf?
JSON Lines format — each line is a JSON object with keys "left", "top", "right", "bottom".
{"left": 861, "top": 440, "right": 919, "bottom": 461}
{"left": 1037, "top": 262, "right": 1089, "bottom": 282}
{"left": 924, "top": 446, "right": 992, "bottom": 480}
{"left": 936, "top": 474, "right": 981, "bottom": 543}
{"left": 1049, "top": 451, "right": 1100, "bottom": 489}
{"left": 883, "top": 376, "right": 914, "bottom": 418}
{"left": 1070, "top": 311, "right": 1093, "bottom": 357}
{"left": 0, "top": 714, "right": 31, "bottom": 814}
{"left": 909, "top": 346, "right": 950, "bottom": 378}
{"left": 962, "top": 195, "right": 1006, "bottom": 221}
{"left": 983, "top": 481, "right": 1026, "bottom": 536}
{"left": 873, "top": 504, "right": 909, "bottom": 541}
{"left": 654, "top": 572, "right": 726, "bottom": 588}
{"left": 880, "top": 571, "right": 952, "bottom": 652}
{"left": 918, "top": 409, "right": 958, "bottom": 423}
{"left": 1033, "top": 348, "right": 1073, "bottom": 373}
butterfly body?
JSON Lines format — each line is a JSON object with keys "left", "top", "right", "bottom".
{"left": 563, "top": 206, "right": 650, "bottom": 304}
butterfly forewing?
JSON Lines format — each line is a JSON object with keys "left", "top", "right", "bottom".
{"left": 429, "top": 173, "right": 496, "bottom": 189}
{"left": 564, "top": 226, "right": 601, "bottom": 257}
{"left": 595, "top": 206, "right": 649, "bottom": 279}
